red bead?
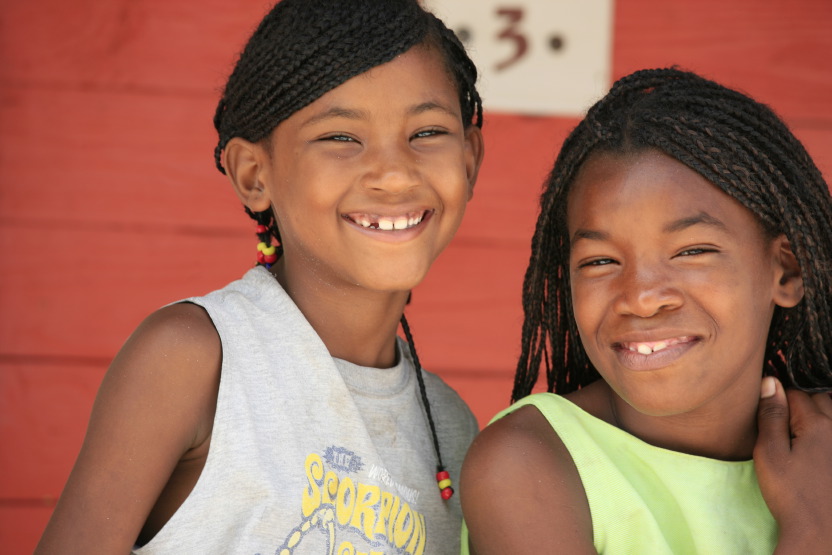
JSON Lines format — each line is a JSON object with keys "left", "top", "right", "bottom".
{"left": 440, "top": 487, "right": 454, "bottom": 500}
{"left": 436, "top": 470, "right": 450, "bottom": 482}
{"left": 255, "top": 225, "right": 268, "bottom": 234}
{"left": 256, "top": 251, "right": 266, "bottom": 264}
{"left": 264, "top": 253, "right": 278, "bottom": 264}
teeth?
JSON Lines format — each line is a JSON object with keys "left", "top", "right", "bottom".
{"left": 350, "top": 211, "right": 425, "bottom": 230}
{"left": 394, "top": 217, "right": 409, "bottom": 230}
{"left": 632, "top": 340, "right": 673, "bottom": 355}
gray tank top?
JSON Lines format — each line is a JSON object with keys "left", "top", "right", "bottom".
{"left": 133, "top": 267, "right": 478, "bottom": 555}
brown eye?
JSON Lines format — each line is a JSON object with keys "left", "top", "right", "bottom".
{"left": 579, "top": 258, "right": 616, "bottom": 268}
{"left": 676, "top": 247, "right": 718, "bottom": 257}
{"left": 412, "top": 128, "right": 447, "bottom": 140}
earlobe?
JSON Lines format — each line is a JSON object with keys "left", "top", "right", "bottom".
{"left": 223, "top": 137, "right": 272, "bottom": 212}
{"left": 463, "top": 126, "right": 485, "bottom": 200}
{"left": 772, "top": 236, "right": 804, "bottom": 308}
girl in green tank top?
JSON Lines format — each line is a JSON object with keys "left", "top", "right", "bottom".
{"left": 461, "top": 68, "right": 832, "bottom": 554}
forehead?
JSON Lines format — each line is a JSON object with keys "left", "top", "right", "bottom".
{"left": 269, "top": 45, "right": 459, "bottom": 136}
{"left": 566, "top": 149, "right": 763, "bottom": 235}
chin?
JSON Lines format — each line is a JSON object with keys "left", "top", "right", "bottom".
{"left": 355, "top": 271, "right": 430, "bottom": 294}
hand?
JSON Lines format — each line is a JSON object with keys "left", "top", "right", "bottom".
{"left": 754, "top": 376, "right": 832, "bottom": 553}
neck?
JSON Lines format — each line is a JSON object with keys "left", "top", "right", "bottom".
{"left": 271, "top": 260, "right": 410, "bottom": 369}
{"left": 603, "top": 382, "right": 760, "bottom": 461}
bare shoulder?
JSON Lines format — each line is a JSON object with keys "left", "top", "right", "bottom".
{"left": 98, "top": 302, "right": 222, "bottom": 434}
{"left": 36, "top": 303, "right": 222, "bottom": 554}
{"left": 460, "top": 403, "right": 595, "bottom": 555}
{"left": 124, "top": 301, "right": 220, "bottom": 363}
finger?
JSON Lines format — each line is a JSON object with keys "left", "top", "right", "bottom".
{"left": 811, "top": 391, "right": 832, "bottom": 419}
{"left": 755, "top": 377, "right": 791, "bottom": 463}
{"left": 784, "top": 388, "right": 818, "bottom": 437}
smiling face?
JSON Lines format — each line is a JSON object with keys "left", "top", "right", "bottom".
{"left": 248, "top": 45, "right": 482, "bottom": 295}
{"left": 567, "top": 149, "right": 800, "bottom": 418}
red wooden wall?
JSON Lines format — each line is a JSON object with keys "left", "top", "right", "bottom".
{"left": 1, "top": 0, "right": 830, "bottom": 551}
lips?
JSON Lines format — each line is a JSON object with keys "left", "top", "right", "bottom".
{"left": 343, "top": 209, "right": 432, "bottom": 231}
{"left": 612, "top": 335, "right": 700, "bottom": 371}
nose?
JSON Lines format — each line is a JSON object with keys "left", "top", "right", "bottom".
{"left": 360, "top": 142, "right": 421, "bottom": 194}
{"left": 612, "top": 263, "right": 683, "bottom": 318}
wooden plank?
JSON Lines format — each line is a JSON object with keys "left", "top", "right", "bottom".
{"left": 0, "top": 91, "right": 564, "bottom": 245}
{"left": 613, "top": 0, "right": 832, "bottom": 121}
{"left": 3, "top": 0, "right": 830, "bottom": 124}
{"left": 0, "top": 87, "right": 241, "bottom": 227}
{"left": 0, "top": 226, "right": 252, "bottom": 358}
{"left": 0, "top": 0, "right": 266, "bottom": 93}
{"left": 0, "top": 505, "right": 53, "bottom": 555}
{"left": 407, "top": 234, "right": 531, "bottom": 375}
{"left": 794, "top": 127, "right": 832, "bottom": 189}
{"left": 0, "top": 364, "right": 514, "bottom": 504}
{"left": 0, "top": 362, "right": 105, "bottom": 499}
{"left": 0, "top": 221, "right": 530, "bottom": 372}
{"left": 441, "top": 372, "right": 518, "bottom": 429}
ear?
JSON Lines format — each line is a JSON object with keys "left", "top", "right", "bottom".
{"left": 463, "top": 125, "right": 485, "bottom": 201}
{"left": 771, "top": 235, "right": 804, "bottom": 308}
{"left": 223, "top": 137, "right": 272, "bottom": 212}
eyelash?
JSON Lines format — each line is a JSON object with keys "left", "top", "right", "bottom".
{"left": 321, "top": 134, "right": 355, "bottom": 142}
{"left": 578, "top": 258, "right": 616, "bottom": 268}
{"left": 412, "top": 128, "right": 447, "bottom": 139}
{"left": 577, "top": 247, "right": 719, "bottom": 268}
{"left": 319, "top": 128, "right": 448, "bottom": 143}
{"left": 675, "top": 247, "right": 718, "bottom": 257}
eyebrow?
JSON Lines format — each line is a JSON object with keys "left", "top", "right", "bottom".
{"left": 301, "top": 107, "right": 368, "bottom": 128}
{"left": 301, "top": 101, "right": 458, "bottom": 128}
{"left": 570, "top": 212, "right": 728, "bottom": 244}
{"left": 409, "top": 101, "right": 459, "bottom": 118}
{"left": 662, "top": 212, "right": 728, "bottom": 233}
{"left": 571, "top": 229, "right": 609, "bottom": 244}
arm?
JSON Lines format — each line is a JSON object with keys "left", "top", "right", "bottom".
{"left": 36, "top": 303, "right": 222, "bottom": 554}
{"left": 460, "top": 405, "right": 596, "bottom": 555}
{"left": 754, "top": 376, "right": 832, "bottom": 554}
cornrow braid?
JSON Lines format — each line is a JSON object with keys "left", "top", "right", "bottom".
{"left": 514, "top": 67, "right": 832, "bottom": 403}
{"left": 400, "top": 315, "right": 453, "bottom": 497}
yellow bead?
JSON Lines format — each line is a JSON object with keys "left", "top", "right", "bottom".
{"left": 261, "top": 245, "right": 276, "bottom": 256}
{"left": 257, "top": 242, "right": 269, "bottom": 252}
{"left": 438, "top": 479, "right": 452, "bottom": 490}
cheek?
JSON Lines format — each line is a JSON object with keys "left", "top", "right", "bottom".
{"left": 570, "top": 279, "right": 600, "bottom": 340}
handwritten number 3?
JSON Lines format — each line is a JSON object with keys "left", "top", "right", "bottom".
{"left": 495, "top": 8, "right": 528, "bottom": 71}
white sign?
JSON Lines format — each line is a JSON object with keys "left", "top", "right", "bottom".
{"left": 424, "top": 0, "right": 614, "bottom": 116}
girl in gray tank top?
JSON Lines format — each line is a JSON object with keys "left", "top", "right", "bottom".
{"left": 37, "top": 2, "right": 484, "bottom": 553}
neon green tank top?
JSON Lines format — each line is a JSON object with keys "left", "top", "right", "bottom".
{"left": 461, "top": 393, "right": 777, "bottom": 554}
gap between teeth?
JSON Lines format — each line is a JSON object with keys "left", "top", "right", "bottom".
{"left": 634, "top": 342, "right": 669, "bottom": 355}
{"left": 355, "top": 213, "right": 423, "bottom": 230}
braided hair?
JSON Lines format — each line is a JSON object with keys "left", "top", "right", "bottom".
{"left": 214, "top": 0, "right": 482, "bottom": 498}
{"left": 514, "top": 67, "right": 832, "bottom": 402}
